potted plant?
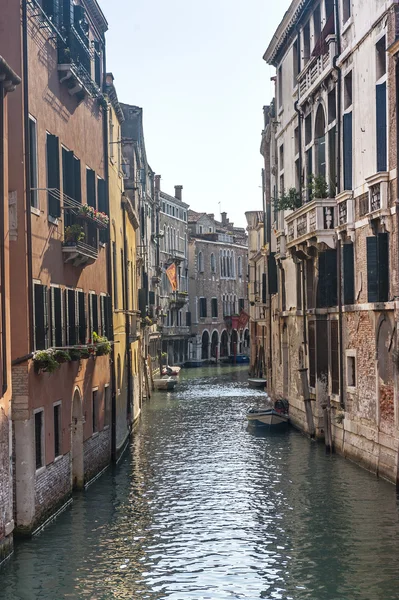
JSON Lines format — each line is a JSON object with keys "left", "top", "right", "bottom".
{"left": 54, "top": 349, "right": 71, "bottom": 364}
{"left": 64, "top": 224, "right": 85, "bottom": 245}
{"left": 93, "top": 332, "right": 111, "bottom": 356}
{"left": 80, "top": 348, "right": 91, "bottom": 360}
{"left": 69, "top": 348, "right": 82, "bottom": 362}
{"left": 33, "top": 350, "right": 60, "bottom": 374}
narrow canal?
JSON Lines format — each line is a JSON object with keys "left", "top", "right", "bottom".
{"left": 3, "top": 365, "right": 399, "bottom": 599}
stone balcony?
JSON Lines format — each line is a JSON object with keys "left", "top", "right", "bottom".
{"left": 297, "top": 36, "right": 336, "bottom": 106}
{"left": 169, "top": 291, "right": 189, "bottom": 309}
{"left": 163, "top": 325, "right": 190, "bottom": 337}
{"left": 62, "top": 241, "right": 98, "bottom": 266}
{"left": 285, "top": 198, "right": 336, "bottom": 250}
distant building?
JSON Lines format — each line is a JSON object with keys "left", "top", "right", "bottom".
{"left": 158, "top": 181, "right": 190, "bottom": 365}
{"left": 187, "top": 212, "right": 249, "bottom": 363}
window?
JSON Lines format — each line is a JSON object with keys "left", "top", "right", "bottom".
{"left": 343, "top": 113, "right": 352, "bottom": 190}
{"left": 347, "top": 354, "right": 356, "bottom": 387}
{"left": 98, "top": 178, "right": 107, "bottom": 244}
{"left": 239, "top": 298, "right": 245, "bottom": 313}
{"left": 54, "top": 403, "right": 61, "bottom": 458}
{"left": 199, "top": 297, "right": 207, "bottom": 318}
{"left": 112, "top": 241, "right": 118, "bottom": 309}
{"left": 328, "top": 88, "right": 336, "bottom": 124}
{"left": 100, "top": 295, "right": 111, "bottom": 339}
{"left": 35, "top": 410, "right": 44, "bottom": 469}
{"left": 29, "top": 117, "right": 38, "bottom": 208}
{"left": 238, "top": 256, "right": 242, "bottom": 277}
{"left": 278, "top": 65, "right": 283, "bottom": 108}
{"left": 317, "top": 250, "right": 337, "bottom": 308}
{"left": 50, "top": 286, "right": 63, "bottom": 347}
{"left": 303, "top": 21, "right": 311, "bottom": 65}
{"left": 34, "top": 283, "right": 49, "bottom": 350}
{"left": 376, "top": 36, "right": 386, "bottom": 80}
{"left": 66, "top": 289, "right": 77, "bottom": 346}
{"left": 328, "top": 127, "right": 336, "bottom": 195}
{"left": 94, "top": 40, "right": 101, "bottom": 86}
{"left": 198, "top": 251, "right": 204, "bottom": 273}
{"left": 313, "top": 5, "right": 321, "bottom": 50}
{"left": 343, "top": 0, "right": 351, "bottom": 24}
{"left": 343, "top": 242, "right": 355, "bottom": 305}
{"left": 89, "top": 293, "right": 99, "bottom": 336}
{"left": 367, "top": 233, "right": 389, "bottom": 303}
{"left": 331, "top": 321, "right": 339, "bottom": 395}
{"left": 211, "top": 298, "right": 218, "bottom": 318}
{"left": 305, "top": 114, "right": 312, "bottom": 146}
{"left": 210, "top": 253, "right": 216, "bottom": 273}
{"left": 199, "top": 225, "right": 203, "bottom": 234}
{"left": 77, "top": 290, "right": 86, "bottom": 344}
{"left": 62, "top": 147, "right": 80, "bottom": 204}
{"left": 293, "top": 40, "right": 299, "bottom": 86}
{"left": 344, "top": 71, "right": 353, "bottom": 109}
{"left": 308, "top": 321, "right": 316, "bottom": 387}
{"left": 121, "top": 250, "right": 125, "bottom": 309}
{"left": 296, "top": 263, "right": 302, "bottom": 310}
{"left": 47, "top": 133, "right": 60, "bottom": 217}
{"left": 294, "top": 127, "right": 299, "bottom": 155}
{"left": 104, "top": 385, "right": 111, "bottom": 427}
{"left": 376, "top": 82, "right": 387, "bottom": 172}
{"left": 92, "top": 389, "right": 98, "bottom": 433}
{"left": 306, "top": 258, "right": 314, "bottom": 308}
{"left": 281, "top": 268, "right": 286, "bottom": 311}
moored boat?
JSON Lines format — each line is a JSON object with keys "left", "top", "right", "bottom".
{"left": 248, "top": 378, "right": 267, "bottom": 389}
{"left": 154, "top": 377, "right": 178, "bottom": 391}
{"left": 162, "top": 365, "right": 181, "bottom": 376}
{"left": 229, "top": 354, "right": 250, "bottom": 364}
{"left": 246, "top": 399, "right": 289, "bottom": 427}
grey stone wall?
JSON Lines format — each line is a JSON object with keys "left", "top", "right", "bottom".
{"left": 84, "top": 428, "right": 111, "bottom": 484}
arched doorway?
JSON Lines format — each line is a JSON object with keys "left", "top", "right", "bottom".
{"left": 211, "top": 330, "right": 219, "bottom": 360}
{"left": 71, "top": 388, "right": 84, "bottom": 490}
{"left": 377, "top": 317, "right": 394, "bottom": 431}
{"left": 231, "top": 329, "right": 238, "bottom": 357}
{"left": 201, "top": 330, "right": 210, "bottom": 360}
{"left": 220, "top": 330, "right": 228, "bottom": 358}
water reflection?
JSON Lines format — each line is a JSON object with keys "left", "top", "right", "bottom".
{"left": 2, "top": 365, "right": 399, "bottom": 599}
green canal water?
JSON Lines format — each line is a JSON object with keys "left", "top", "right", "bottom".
{"left": 2, "top": 365, "right": 399, "bottom": 599}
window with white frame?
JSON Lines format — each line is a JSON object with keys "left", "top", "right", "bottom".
{"left": 198, "top": 251, "right": 204, "bottom": 273}
{"left": 346, "top": 351, "right": 356, "bottom": 388}
{"left": 34, "top": 409, "right": 45, "bottom": 470}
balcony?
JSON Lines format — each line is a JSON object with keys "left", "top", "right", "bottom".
{"left": 62, "top": 241, "right": 98, "bottom": 266}
{"left": 169, "top": 291, "right": 189, "bottom": 309}
{"left": 298, "top": 36, "right": 336, "bottom": 105}
{"left": 162, "top": 325, "right": 190, "bottom": 337}
{"left": 285, "top": 198, "right": 336, "bottom": 250}
{"left": 58, "top": 28, "right": 102, "bottom": 102}
{"left": 166, "top": 248, "right": 185, "bottom": 263}
{"left": 127, "top": 312, "right": 140, "bottom": 343}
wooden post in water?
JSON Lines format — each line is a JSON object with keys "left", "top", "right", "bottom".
{"left": 143, "top": 355, "right": 151, "bottom": 400}
{"left": 148, "top": 355, "right": 155, "bottom": 391}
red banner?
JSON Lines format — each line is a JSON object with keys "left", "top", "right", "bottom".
{"left": 238, "top": 310, "right": 250, "bottom": 330}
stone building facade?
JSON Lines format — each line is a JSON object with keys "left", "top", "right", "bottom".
{"left": 258, "top": 0, "right": 399, "bottom": 481}
{"left": 188, "top": 212, "right": 249, "bottom": 363}
{"left": 1, "top": 0, "right": 112, "bottom": 534}
{"left": 158, "top": 182, "right": 190, "bottom": 365}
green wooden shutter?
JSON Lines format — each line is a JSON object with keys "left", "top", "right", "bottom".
{"left": 62, "top": 148, "right": 74, "bottom": 199}
{"left": 343, "top": 112, "right": 353, "bottom": 190}
{"left": 78, "top": 291, "right": 86, "bottom": 344}
{"left": 98, "top": 178, "right": 108, "bottom": 243}
{"left": 378, "top": 232, "right": 389, "bottom": 302}
{"left": 47, "top": 134, "right": 60, "bottom": 217}
{"left": 267, "top": 253, "right": 278, "bottom": 295}
{"left": 51, "top": 287, "right": 63, "bottom": 347}
{"left": 325, "top": 249, "right": 337, "bottom": 307}
{"left": 34, "top": 284, "right": 48, "bottom": 350}
{"left": 86, "top": 169, "right": 96, "bottom": 208}
{"left": 343, "top": 243, "right": 355, "bottom": 305}
{"left": 376, "top": 83, "right": 387, "bottom": 172}
{"left": 367, "top": 236, "right": 378, "bottom": 302}
{"left": 74, "top": 158, "right": 81, "bottom": 203}
{"left": 66, "top": 289, "right": 77, "bottom": 345}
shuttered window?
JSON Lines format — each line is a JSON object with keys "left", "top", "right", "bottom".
{"left": 306, "top": 259, "right": 314, "bottom": 309}
{"left": 77, "top": 291, "right": 86, "bottom": 344}
{"left": 121, "top": 250, "right": 126, "bottom": 309}
{"left": 199, "top": 297, "right": 207, "bottom": 318}
{"left": 262, "top": 273, "right": 267, "bottom": 303}
{"left": 34, "top": 284, "right": 49, "bottom": 350}
{"left": 50, "top": 286, "right": 63, "bottom": 347}
{"left": 89, "top": 294, "right": 99, "bottom": 337}
{"left": 74, "top": 157, "right": 81, "bottom": 203}
{"left": 186, "top": 312, "right": 192, "bottom": 326}
{"left": 343, "top": 242, "right": 355, "bottom": 305}
{"left": 54, "top": 404, "right": 61, "bottom": 458}
{"left": 367, "top": 233, "right": 389, "bottom": 302}
{"left": 343, "top": 112, "right": 353, "bottom": 190}
{"left": 239, "top": 298, "right": 245, "bottom": 312}
{"left": 100, "top": 295, "right": 111, "bottom": 339}
{"left": 66, "top": 289, "right": 77, "bottom": 346}
{"left": 86, "top": 168, "right": 96, "bottom": 208}
{"left": 211, "top": 298, "right": 218, "bottom": 318}
{"left": 47, "top": 133, "right": 60, "bottom": 217}
{"left": 35, "top": 411, "right": 44, "bottom": 469}
{"left": 331, "top": 320, "right": 339, "bottom": 395}
{"left": 308, "top": 321, "right": 316, "bottom": 388}
{"left": 29, "top": 117, "right": 38, "bottom": 208}
{"left": 376, "top": 82, "right": 387, "bottom": 172}
{"left": 268, "top": 253, "right": 278, "bottom": 295}
{"left": 98, "top": 178, "right": 107, "bottom": 243}
{"left": 296, "top": 263, "right": 302, "bottom": 310}
{"left": 318, "top": 250, "right": 337, "bottom": 308}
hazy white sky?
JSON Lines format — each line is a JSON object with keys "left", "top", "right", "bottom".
{"left": 100, "top": 0, "right": 288, "bottom": 227}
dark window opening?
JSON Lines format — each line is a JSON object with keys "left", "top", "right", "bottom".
{"left": 343, "top": 242, "right": 355, "bottom": 305}
{"left": 77, "top": 291, "right": 86, "bottom": 344}
{"left": 54, "top": 404, "right": 61, "bottom": 457}
{"left": 66, "top": 289, "right": 77, "bottom": 346}
{"left": 318, "top": 250, "right": 338, "bottom": 308}
{"left": 293, "top": 41, "right": 299, "bottom": 86}
{"left": 199, "top": 297, "right": 207, "bottom": 318}
{"left": 376, "top": 36, "right": 386, "bottom": 80}
{"left": 211, "top": 298, "right": 218, "bottom": 318}
{"left": 309, "top": 321, "right": 316, "bottom": 387}
{"left": 305, "top": 114, "right": 312, "bottom": 146}
{"left": 47, "top": 133, "right": 60, "bottom": 217}
{"left": 35, "top": 411, "right": 44, "bottom": 469}
{"left": 306, "top": 259, "right": 314, "bottom": 309}
{"left": 303, "top": 21, "right": 311, "bottom": 65}
{"left": 367, "top": 233, "right": 389, "bottom": 303}
{"left": 92, "top": 390, "right": 98, "bottom": 433}
{"left": 376, "top": 82, "right": 387, "bottom": 172}
{"left": 344, "top": 71, "right": 353, "bottom": 109}
{"left": 328, "top": 88, "right": 336, "bottom": 124}
{"left": 343, "top": 112, "right": 353, "bottom": 190}
{"left": 29, "top": 118, "right": 38, "bottom": 208}
{"left": 343, "top": 0, "right": 351, "bottom": 23}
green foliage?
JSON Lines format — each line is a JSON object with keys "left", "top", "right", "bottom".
{"left": 273, "top": 188, "right": 302, "bottom": 212}
{"left": 33, "top": 350, "right": 60, "bottom": 374}
{"left": 308, "top": 174, "right": 329, "bottom": 199}
{"left": 93, "top": 332, "right": 112, "bottom": 356}
{"left": 65, "top": 224, "right": 85, "bottom": 243}
{"left": 69, "top": 349, "right": 82, "bottom": 361}
{"left": 53, "top": 349, "right": 71, "bottom": 364}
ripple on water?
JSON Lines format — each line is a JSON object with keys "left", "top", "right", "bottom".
{"left": 2, "top": 365, "right": 399, "bottom": 599}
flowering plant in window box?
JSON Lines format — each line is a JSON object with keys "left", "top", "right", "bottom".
{"left": 78, "top": 205, "right": 109, "bottom": 227}
{"left": 33, "top": 350, "right": 60, "bottom": 374}
{"left": 54, "top": 349, "right": 71, "bottom": 364}
{"left": 69, "top": 348, "right": 82, "bottom": 362}
{"left": 93, "top": 332, "right": 111, "bottom": 356}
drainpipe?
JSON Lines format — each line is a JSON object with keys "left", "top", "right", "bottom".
{"left": 0, "top": 84, "right": 7, "bottom": 394}
{"left": 333, "top": 0, "right": 344, "bottom": 410}
{"left": 102, "top": 50, "right": 117, "bottom": 462}
{"left": 22, "top": 0, "right": 34, "bottom": 354}
{"left": 122, "top": 203, "right": 132, "bottom": 427}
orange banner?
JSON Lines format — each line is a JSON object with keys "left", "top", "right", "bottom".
{"left": 166, "top": 262, "right": 178, "bottom": 291}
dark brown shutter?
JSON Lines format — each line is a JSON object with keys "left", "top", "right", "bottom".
{"left": 331, "top": 320, "right": 339, "bottom": 395}
{"left": 267, "top": 253, "right": 278, "bottom": 295}
{"left": 77, "top": 291, "right": 86, "bottom": 344}
{"left": 378, "top": 232, "right": 389, "bottom": 302}
{"left": 376, "top": 82, "right": 387, "bottom": 172}
{"left": 367, "top": 236, "right": 378, "bottom": 303}
{"left": 66, "top": 289, "right": 77, "bottom": 345}
{"left": 86, "top": 169, "right": 96, "bottom": 208}
{"left": 34, "top": 284, "right": 49, "bottom": 350}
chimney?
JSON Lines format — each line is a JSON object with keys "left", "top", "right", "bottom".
{"left": 175, "top": 185, "right": 183, "bottom": 201}
{"left": 221, "top": 212, "right": 227, "bottom": 226}
{"left": 155, "top": 174, "right": 161, "bottom": 192}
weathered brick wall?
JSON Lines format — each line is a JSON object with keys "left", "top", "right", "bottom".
{"left": 0, "top": 407, "right": 12, "bottom": 559}
{"left": 34, "top": 453, "right": 71, "bottom": 529}
{"left": 84, "top": 428, "right": 111, "bottom": 484}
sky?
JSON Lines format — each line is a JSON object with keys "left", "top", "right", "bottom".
{"left": 99, "top": 0, "right": 288, "bottom": 228}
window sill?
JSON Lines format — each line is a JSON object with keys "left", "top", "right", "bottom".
{"left": 92, "top": 431, "right": 99, "bottom": 439}
{"left": 48, "top": 215, "right": 59, "bottom": 226}
{"left": 54, "top": 454, "right": 63, "bottom": 463}
{"left": 35, "top": 465, "right": 46, "bottom": 476}
{"left": 31, "top": 206, "right": 41, "bottom": 217}
{"left": 347, "top": 385, "right": 356, "bottom": 394}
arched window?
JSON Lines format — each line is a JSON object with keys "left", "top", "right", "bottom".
{"left": 220, "top": 251, "right": 223, "bottom": 276}
{"left": 210, "top": 253, "right": 216, "bottom": 273}
{"left": 314, "top": 104, "right": 326, "bottom": 180}
{"left": 198, "top": 251, "right": 204, "bottom": 273}
{"left": 227, "top": 251, "right": 231, "bottom": 278}
{"left": 163, "top": 225, "right": 167, "bottom": 250}
{"left": 238, "top": 256, "right": 242, "bottom": 277}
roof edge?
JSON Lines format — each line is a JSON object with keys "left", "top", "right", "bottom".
{"left": 263, "top": 0, "right": 306, "bottom": 66}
